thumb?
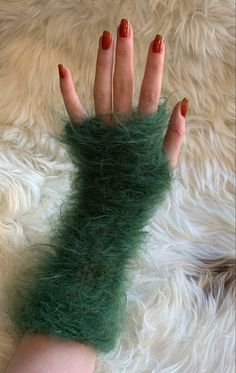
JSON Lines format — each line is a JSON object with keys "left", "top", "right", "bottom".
{"left": 163, "top": 98, "right": 189, "bottom": 171}
{"left": 58, "top": 64, "right": 88, "bottom": 124}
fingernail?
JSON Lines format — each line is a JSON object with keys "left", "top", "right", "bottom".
{"left": 119, "top": 18, "right": 130, "bottom": 37}
{"left": 152, "top": 34, "right": 164, "bottom": 53}
{"left": 58, "top": 64, "right": 66, "bottom": 78}
{"left": 102, "top": 31, "right": 112, "bottom": 49}
{"left": 180, "top": 97, "right": 189, "bottom": 117}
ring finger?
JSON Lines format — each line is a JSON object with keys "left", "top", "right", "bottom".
{"left": 138, "top": 35, "right": 165, "bottom": 115}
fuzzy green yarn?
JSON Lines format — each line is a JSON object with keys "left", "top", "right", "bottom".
{"left": 11, "top": 101, "right": 176, "bottom": 353}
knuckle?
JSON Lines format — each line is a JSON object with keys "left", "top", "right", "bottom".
{"left": 114, "top": 79, "right": 132, "bottom": 96}
{"left": 148, "top": 61, "right": 160, "bottom": 71}
{"left": 116, "top": 47, "right": 129, "bottom": 57}
{"left": 176, "top": 129, "right": 185, "bottom": 137}
{"left": 170, "top": 126, "right": 185, "bottom": 137}
{"left": 93, "top": 88, "right": 107, "bottom": 100}
{"left": 96, "top": 59, "right": 108, "bottom": 72}
{"left": 140, "top": 88, "right": 159, "bottom": 105}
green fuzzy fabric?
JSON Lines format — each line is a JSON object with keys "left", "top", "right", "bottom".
{"left": 11, "top": 101, "right": 176, "bottom": 353}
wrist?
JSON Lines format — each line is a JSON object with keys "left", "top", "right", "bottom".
{"left": 5, "top": 333, "right": 96, "bottom": 373}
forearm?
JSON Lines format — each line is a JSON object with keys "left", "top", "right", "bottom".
{"left": 5, "top": 333, "right": 96, "bottom": 373}
{"left": 8, "top": 104, "right": 175, "bottom": 358}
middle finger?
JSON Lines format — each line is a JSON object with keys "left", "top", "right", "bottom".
{"left": 113, "top": 19, "right": 134, "bottom": 115}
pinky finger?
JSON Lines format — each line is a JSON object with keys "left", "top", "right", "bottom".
{"left": 58, "top": 64, "right": 88, "bottom": 124}
{"left": 163, "top": 98, "right": 189, "bottom": 171}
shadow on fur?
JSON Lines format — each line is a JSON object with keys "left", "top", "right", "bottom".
{"left": 189, "top": 256, "right": 235, "bottom": 304}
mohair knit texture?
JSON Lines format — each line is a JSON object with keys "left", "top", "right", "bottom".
{"left": 11, "top": 101, "right": 176, "bottom": 353}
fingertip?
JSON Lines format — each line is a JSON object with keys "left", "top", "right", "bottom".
{"left": 164, "top": 102, "right": 187, "bottom": 171}
{"left": 57, "top": 64, "right": 75, "bottom": 97}
{"left": 167, "top": 101, "right": 186, "bottom": 137}
{"left": 58, "top": 64, "right": 67, "bottom": 79}
{"left": 180, "top": 97, "right": 189, "bottom": 118}
{"left": 172, "top": 99, "right": 188, "bottom": 123}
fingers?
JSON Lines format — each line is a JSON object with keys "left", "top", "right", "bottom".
{"left": 58, "top": 26, "right": 188, "bottom": 175}
{"left": 163, "top": 98, "right": 189, "bottom": 171}
{"left": 113, "top": 19, "right": 134, "bottom": 115}
{"left": 138, "top": 35, "right": 165, "bottom": 115}
{"left": 93, "top": 32, "right": 114, "bottom": 124}
{"left": 58, "top": 64, "right": 88, "bottom": 123}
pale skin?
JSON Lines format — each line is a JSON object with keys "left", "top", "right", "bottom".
{"left": 5, "top": 20, "right": 188, "bottom": 373}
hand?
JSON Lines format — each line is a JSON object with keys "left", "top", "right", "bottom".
{"left": 58, "top": 19, "right": 189, "bottom": 171}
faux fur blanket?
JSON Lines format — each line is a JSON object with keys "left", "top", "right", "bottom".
{"left": 0, "top": 1, "right": 235, "bottom": 372}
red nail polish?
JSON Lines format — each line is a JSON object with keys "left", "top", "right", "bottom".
{"left": 102, "top": 31, "right": 112, "bottom": 49}
{"left": 152, "top": 34, "right": 163, "bottom": 53}
{"left": 180, "top": 97, "right": 189, "bottom": 117}
{"left": 58, "top": 64, "right": 66, "bottom": 78}
{"left": 119, "top": 19, "right": 129, "bottom": 37}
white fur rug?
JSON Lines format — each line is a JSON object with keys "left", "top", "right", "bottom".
{"left": 0, "top": 1, "right": 235, "bottom": 372}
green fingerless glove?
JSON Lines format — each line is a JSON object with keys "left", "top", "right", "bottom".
{"left": 11, "top": 101, "right": 176, "bottom": 353}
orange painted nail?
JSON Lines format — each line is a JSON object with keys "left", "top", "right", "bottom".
{"left": 58, "top": 64, "right": 66, "bottom": 78}
{"left": 180, "top": 97, "right": 189, "bottom": 117}
{"left": 119, "top": 19, "right": 129, "bottom": 38}
{"left": 152, "top": 34, "right": 163, "bottom": 53}
{"left": 102, "top": 31, "right": 112, "bottom": 49}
